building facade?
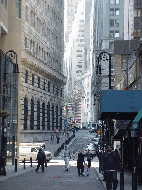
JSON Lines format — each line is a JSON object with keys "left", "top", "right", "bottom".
{"left": 1, "top": 0, "right": 66, "bottom": 145}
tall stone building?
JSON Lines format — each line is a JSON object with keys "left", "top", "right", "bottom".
{"left": 1, "top": 0, "right": 66, "bottom": 144}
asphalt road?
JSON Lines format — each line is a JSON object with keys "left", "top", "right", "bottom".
{"left": 0, "top": 130, "right": 104, "bottom": 190}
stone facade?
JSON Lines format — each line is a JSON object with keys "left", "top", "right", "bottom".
{"left": 20, "top": 0, "right": 66, "bottom": 142}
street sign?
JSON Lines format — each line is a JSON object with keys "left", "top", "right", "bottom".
{"left": 132, "top": 122, "right": 139, "bottom": 130}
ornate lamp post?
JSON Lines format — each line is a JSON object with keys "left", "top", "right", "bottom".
{"left": 0, "top": 50, "right": 19, "bottom": 175}
{"left": 96, "top": 51, "right": 112, "bottom": 147}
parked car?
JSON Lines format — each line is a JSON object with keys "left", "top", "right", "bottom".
{"left": 89, "top": 128, "right": 97, "bottom": 133}
{"left": 19, "top": 146, "right": 53, "bottom": 162}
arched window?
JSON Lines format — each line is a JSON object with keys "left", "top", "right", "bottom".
{"left": 56, "top": 105, "right": 58, "bottom": 129}
{"left": 24, "top": 97, "right": 28, "bottom": 130}
{"left": 37, "top": 100, "right": 40, "bottom": 130}
{"left": 42, "top": 102, "right": 45, "bottom": 130}
{"left": 47, "top": 102, "right": 50, "bottom": 130}
{"left": 60, "top": 106, "right": 62, "bottom": 130}
{"left": 52, "top": 104, "right": 54, "bottom": 130}
{"left": 30, "top": 98, "right": 34, "bottom": 130}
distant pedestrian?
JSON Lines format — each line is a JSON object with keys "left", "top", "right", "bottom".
{"left": 134, "top": 153, "right": 142, "bottom": 186}
{"left": 77, "top": 150, "right": 84, "bottom": 176}
{"left": 86, "top": 149, "right": 92, "bottom": 169}
{"left": 102, "top": 145, "right": 122, "bottom": 190}
{"left": 83, "top": 162, "right": 89, "bottom": 177}
{"left": 63, "top": 145, "right": 70, "bottom": 171}
{"left": 35, "top": 148, "right": 46, "bottom": 172}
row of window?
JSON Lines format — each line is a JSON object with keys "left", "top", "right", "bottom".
{"left": 25, "top": 38, "right": 61, "bottom": 71}
{"left": 110, "top": 0, "right": 120, "bottom": 5}
{"left": 24, "top": 98, "right": 62, "bottom": 130}
{"left": 25, "top": 71, "right": 62, "bottom": 97}
{"left": 27, "top": 6, "right": 63, "bottom": 35}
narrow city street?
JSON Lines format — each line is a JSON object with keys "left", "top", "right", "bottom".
{"left": 0, "top": 130, "right": 105, "bottom": 190}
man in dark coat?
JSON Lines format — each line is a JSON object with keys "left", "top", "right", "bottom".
{"left": 86, "top": 149, "right": 92, "bottom": 168}
{"left": 102, "top": 146, "right": 122, "bottom": 190}
{"left": 35, "top": 148, "right": 46, "bottom": 172}
{"left": 134, "top": 153, "right": 142, "bottom": 186}
{"left": 77, "top": 150, "right": 84, "bottom": 176}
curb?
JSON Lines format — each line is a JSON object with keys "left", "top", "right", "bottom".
{"left": 0, "top": 165, "right": 36, "bottom": 182}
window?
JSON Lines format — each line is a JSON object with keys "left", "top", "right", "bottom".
{"left": 30, "top": 98, "right": 34, "bottom": 130}
{"left": 4, "top": 0, "right": 7, "bottom": 9}
{"left": 56, "top": 106, "right": 58, "bottom": 129}
{"left": 115, "top": 31, "right": 119, "bottom": 37}
{"left": 110, "top": 0, "right": 114, "bottom": 4}
{"left": 77, "top": 54, "right": 82, "bottom": 57}
{"left": 37, "top": 100, "right": 40, "bottom": 130}
{"left": 56, "top": 86, "right": 58, "bottom": 95}
{"left": 42, "top": 102, "right": 45, "bottom": 130}
{"left": 25, "top": 70, "right": 28, "bottom": 83}
{"left": 134, "top": 17, "right": 140, "bottom": 30}
{"left": 38, "top": 76, "right": 40, "bottom": 88}
{"left": 25, "top": 38, "right": 28, "bottom": 48}
{"left": 60, "top": 106, "right": 62, "bottom": 130}
{"left": 115, "top": 8, "right": 120, "bottom": 16}
{"left": 110, "top": 19, "right": 114, "bottom": 27}
{"left": 26, "top": 6, "right": 28, "bottom": 22}
{"left": 1, "top": 0, "right": 3, "bottom": 4}
{"left": 110, "top": 8, "right": 114, "bottom": 16}
{"left": 61, "top": 88, "right": 62, "bottom": 97}
{"left": 77, "top": 65, "right": 82, "bottom": 68}
{"left": 52, "top": 104, "right": 54, "bottom": 130}
{"left": 15, "top": 0, "right": 21, "bottom": 18}
{"left": 24, "top": 97, "right": 28, "bottom": 130}
{"left": 115, "top": 0, "right": 119, "bottom": 4}
{"left": 109, "top": 42, "right": 114, "bottom": 49}
{"left": 53, "top": 84, "right": 54, "bottom": 93}
{"left": 134, "top": 0, "right": 141, "bottom": 9}
{"left": 48, "top": 81, "right": 50, "bottom": 92}
{"left": 43, "top": 79, "right": 45, "bottom": 90}
{"left": 76, "top": 49, "right": 82, "bottom": 52}
{"left": 47, "top": 102, "right": 50, "bottom": 130}
{"left": 32, "top": 74, "right": 34, "bottom": 86}
{"left": 115, "top": 19, "right": 119, "bottom": 27}
{"left": 110, "top": 31, "right": 114, "bottom": 38}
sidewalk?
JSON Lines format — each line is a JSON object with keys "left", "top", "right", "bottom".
{"left": 95, "top": 156, "right": 142, "bottom": 190}
{"left": 0, "top": 132, "right": 77, "bottom": 181}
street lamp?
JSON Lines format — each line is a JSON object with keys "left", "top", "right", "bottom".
{"left": 96, "top": 51, "right": 112, "bottom": 147}
{"left": 0, "top": 50, "right": 19, "bottom": 175}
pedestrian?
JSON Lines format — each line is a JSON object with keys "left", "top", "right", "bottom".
{"left": 56, "top": 135, "right": 60, "bottom": 144}
{"left": 102, "top": 145, "right": 122, "bottom": 190}
{"left": 97, "top": 149, "right": 103, "bottom": 173}
{"left": 63, "top": 145, "right": 70, "bottom": 171}
{"left": 86, "top": 149, "right": 92, "bottom": 169}
{"left": 83, "top": 162, "right": 89, "bottom": 177}
{"left": 77, "top": 150, "right": 84, "bottom": 176}
{"left": 134, "top": 153, "right": 142, "bottom": 186}
{"left": 35, "top": 148, "right": 46, "bottom": 172}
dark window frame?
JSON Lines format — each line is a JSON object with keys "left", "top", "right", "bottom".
{"left": 24, "top": 97, "right": 28, "bottom": 130}
{"left": 37, "top": 100, "right": 40, "bottom": 130}
{"left": 38, "top": 76, "right": 40, "bottom": 88}
{"left": 30, "top": 98, "right": 34, "bottom": 130}
{"left": 32, "top": 74, "right": 34, "bottom": 86}
{"left": 25, "top": 70, "right": 28, "bottom": 83}
{"left": 48, "top": 81, "right": 50, "bottom": 92}
{"left": 42, "top": 102, "right": 45, "bottom": 130}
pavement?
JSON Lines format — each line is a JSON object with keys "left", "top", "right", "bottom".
{"left": 0, "top": 132, "right": 77, "bottom": 182}
{"left": 95, "top": 156, "right": 142, "bottom": 190}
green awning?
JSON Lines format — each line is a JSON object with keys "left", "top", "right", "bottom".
{"left": 133, "top": 108, "right": 142, "bottom": 123}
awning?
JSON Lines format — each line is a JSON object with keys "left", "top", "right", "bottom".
{"left": 113, "top": 129, "right": 125, "bottom": 141}
{"left": 113, "top": 120, "right": 133, "bottom": 140}
{"left": 132, "top": 108, "right": 142, "bottom": 130}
